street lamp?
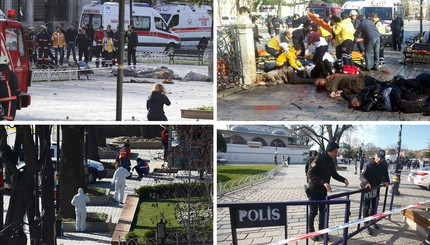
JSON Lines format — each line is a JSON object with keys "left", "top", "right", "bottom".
{"left": 274, "top": 142, "right": 278, "bottom": 165}
{"left": 394, "top": 125, "right": 402, "bottom": 195}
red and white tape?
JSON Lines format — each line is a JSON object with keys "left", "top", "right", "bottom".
{"left": 268, "top": 199, "right": 430, "bottom": 245}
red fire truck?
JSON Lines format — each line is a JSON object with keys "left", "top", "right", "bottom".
{"left": 0, "top": 9, "right": 31, "bottom": 110}
{"left": 307, "top": 2, "right": 341, "bottom": 19}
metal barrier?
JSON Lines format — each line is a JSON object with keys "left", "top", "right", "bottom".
{"left": 323, "top": 182, "right": 397, "bottom": 245}
{"left": 218, "top": 199, "right": 351, "bottom": 245}
{"left": 217, "top": 164, "right": 284, "bottom": 196}
{"left": 217, "top": 26, "right": 243, "bottom": 91}
{"left": 118, "top": 231, "right": 213, "bottom": 245}
{"left": 135, "top": 50, "right": 209, "bottom": 65}
{"left": 32, "top": 68, "right": 79, "bottom": 82}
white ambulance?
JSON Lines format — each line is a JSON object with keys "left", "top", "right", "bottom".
{"left": 341, "top": 0, "right": 365, "bottom": 16}
{"left": 154, "top": 3, "right": 212, "bottom": 48}
{"left": 79, "top": 1, "right": 181, "bottom": 52}
{"left": 359, "top": 0, "right": 403, "bottom": 34}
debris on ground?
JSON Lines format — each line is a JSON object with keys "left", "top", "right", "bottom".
{"left": 182, "top": 71, "right": 211, "bottom": 82}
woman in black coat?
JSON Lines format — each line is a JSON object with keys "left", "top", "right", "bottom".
{"left": 147, "top": 84, "right": 171, "bottom": 121}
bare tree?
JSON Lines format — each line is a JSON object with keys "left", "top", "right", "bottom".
{"left": 294, "top": 125, "right": 353, "bottom": 152}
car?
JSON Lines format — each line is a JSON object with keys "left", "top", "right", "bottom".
{"left": 408, "top": 166, "right": 430, "bottom": 190}
{"left": 86, "top": 159, "right": 107, "bottom": 184}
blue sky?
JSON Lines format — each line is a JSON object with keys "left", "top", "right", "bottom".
{"left": 345, "top": 125, "right": 430, "bottom": 150}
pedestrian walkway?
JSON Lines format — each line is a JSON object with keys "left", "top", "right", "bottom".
{"left": 2, "top": 149, "right": 197, "bottom": 245}
{"left": 217, "top": 164, "right": 429, "bottom": 244}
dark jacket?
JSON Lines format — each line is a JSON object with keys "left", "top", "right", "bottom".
{"left": 253, "top": 24, "right": 263, "bottom": 44}
{"left": 147, "top": 92, "right": 171, "bottom": 121}
{"left": 355, "top": 19, "right": 380, "bottom": 45}
{"left": 75, "top": 33, "right": 91, "bottom": 50}
{"left": 128, "top": 31, "right": 138, "bottom": 49}
{"left": 307, "top": 152, "right": 347, "bottom": 192}
{"left": 65, "top": 28, "right": 78, "bottom": 43}
{"left": 292, "top": 18, "right": 304, "bottom": 39}
{"left": 36, "top": 31, "right": 52, "bottom": 49}
{"left": 325, "top": 74, "right": 366, "bottom": 95}
{"left": 390, "top": 17, "right": 403, "bottom": 33}
{"left": 360, "top": 159, "right": 390, "bottom": 188}
{"left": 0, "top": 66, "right": 20, "bottom": 101}
{"left": 272, "top": 17, "right": 283, "bottom": 30}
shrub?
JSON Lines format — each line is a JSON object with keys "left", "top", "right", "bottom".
{"left": 135, "top": 182, "right": 211, "bottom": 199}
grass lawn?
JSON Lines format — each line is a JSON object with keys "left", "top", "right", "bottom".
{"left": 129, "top": 197, "right": 209, "bottom": 238}
{"left": 217, "top": 165, "right": 277, "bottom": 183}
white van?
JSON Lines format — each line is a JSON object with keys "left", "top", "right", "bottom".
{"left": 79, "top": 2, "right": 180, "bottom": 52}
{"left": 154, "top": 3, "right": 212, "bottom": 48}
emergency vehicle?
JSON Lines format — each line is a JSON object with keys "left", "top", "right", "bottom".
{"left": 0, "top": 9, "right": 31, "bottom": 110}
{"left": 154, "top": 3, "right": 212, "bottom": 48}
{"left": 307, "top": 2, "right": 341, "bottom": 19}
{"left": 359, "top": 0, "right": 403, "bottom": 44}
{"left": 341, "top": 0, "right": 365, "bottom": 16}
{"left": 79, "top": 1, "right": 180, "bottom": 52}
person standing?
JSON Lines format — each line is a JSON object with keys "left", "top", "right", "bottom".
{"left": 161, "top": 127, "right": 169, "bottom": 161}
{"left": 26, "top": 26, "right": 37, "bottom": 64}
{"left": 65, "top": 24, "right": 78, "bottom": 62}
{"left": 332, "top": 12, "right": 355, "bottom": 66}
{"left": 371, "top": 13, "right": 386, "bottom": 67}
{"left": 147, "top": 83, "right": 171, "bottom": 121}
{"left": 94, "top": 25, "right": 104, "bottom": 68}
{"left": 117, "top": 139, "right": 131, "bottom": 171}
{"left": 355, "top": 15, "right": 381, "bottom": 70}
{"left": 75, "top": 28, "right": 91, "bottom": 63}
{"left": 306, "top": 29, "right": 330, "bottom": 77}
{"left": 292, "top": 14, "right": 305, "bottom": 57}
{"left": 272, "top": 15, "right": 284, "bottom": 36}
{"left": 36, "top": 25, "right": 52, "bottom": 64}
{"left": 102, "top": 31, "right": 114, "bottom": 67}
{"left": 307, "top": 142, "right": 349, "bottom": 241}
{"left": 85, "top": 24, "right": 94, "bottom": 61}
{"left": 266, "top": 15, "right": 274, "bottom": 38}
{"left": 390, "top": 12, "right": 403, "bottom": 51}
{"left": 71, "top": 188, "right": 90, "bottom": 232}
{"left": 0, "top": 56, "right": 20, "bottom": 121}
{"left": 51, "top": 26, "right": 66, "bottom": 65}
{"left": 111, "top": 166, "right": 130, "bottom": 204}
{"left": 253, "top": 15, "right": 263, "bottom": 57}
{"left": 350, "top": 11, "right": 364, "bottom": 53}
{"left": 127, "top": 25, "right": 138, "bottom": 66}
{"left": 360, "top": 150, "right": 390, "bottom": 235}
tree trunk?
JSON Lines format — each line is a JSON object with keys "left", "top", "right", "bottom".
{"left": 95, "top": 126, "right": 106, "bottom": 147}
{"left": 2, "top": 126, "right": 41, "bottom": 245}
{"left": 38, "top": 126, "right": 56, "bottom": 245}
{"left": 60, "top": 126, "right": 85, "bottom": 219}
{"left": 86, "top": 126, "right": 100, "bottom": 161}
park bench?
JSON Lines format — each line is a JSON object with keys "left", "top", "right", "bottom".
{"left": 403, "top": 42, "right": 430, "bottom": 64}
{"left": 168, "top": 49, "right": 204, "bottom": 66}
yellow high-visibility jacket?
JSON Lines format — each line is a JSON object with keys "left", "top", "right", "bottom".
{"left": 333, "top": 18, "right": 355, "bottom": 44}
{"left": 102, "top": 37, "right": 114, "bottom": 52}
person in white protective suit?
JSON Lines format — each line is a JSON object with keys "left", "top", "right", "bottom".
{"left": 112, "top": 166, "right": 130, "bottom": 204}
{"left": 71, "top": 188, "right": 90, "bottom": 232}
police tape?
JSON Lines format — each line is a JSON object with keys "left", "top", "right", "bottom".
{"left": 267, "top": 199, "right": 430, "bottom": 245}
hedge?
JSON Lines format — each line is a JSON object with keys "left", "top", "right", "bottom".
{"left": 135, "top": 182, "right": 211, "bottom": 199}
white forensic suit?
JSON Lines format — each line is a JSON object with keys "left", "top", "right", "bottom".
{"left": 70, "top": 188, "right": 90, "bottom": 232}
{"left": 112, "top": 167, "right": 130, "bottom": 203}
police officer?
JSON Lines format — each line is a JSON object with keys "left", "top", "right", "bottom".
{"left": 0, "top": 56, "right": 20, "bottom": 121}
{"left": 307, "top": 142, "right": 349, "bottom": 241}
{"left": 360, "top": 150, "right": 390, "bottom": 235}
{"left": 271, "top": 15, "right": 284, "bottom": 36}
